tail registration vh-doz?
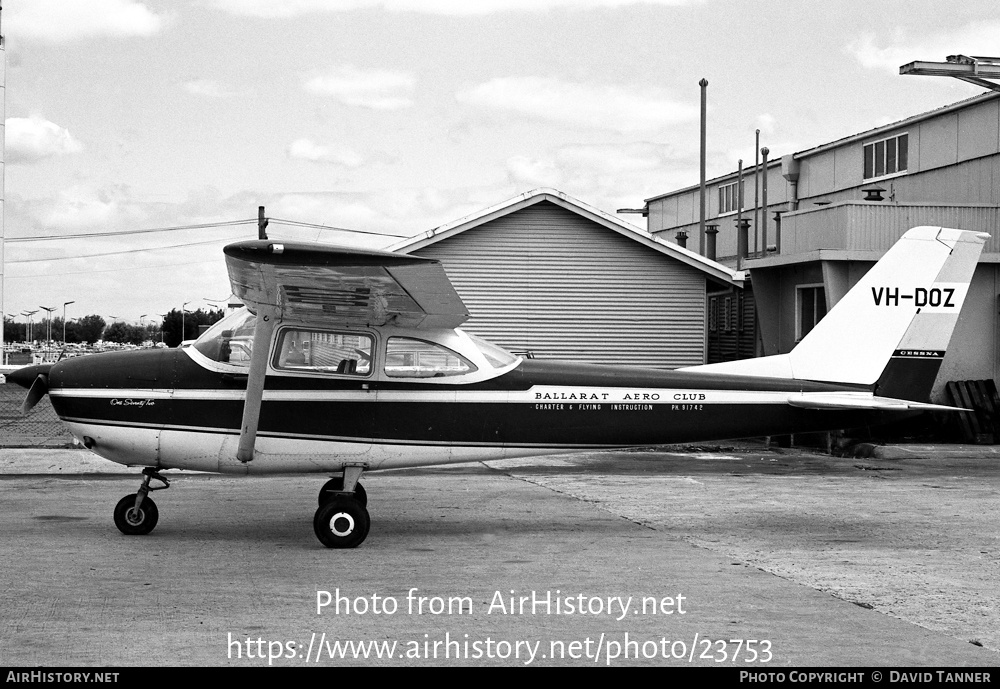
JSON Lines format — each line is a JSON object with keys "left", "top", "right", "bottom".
{"left": 8, "top": 226, "right": 988, "bottom": 547}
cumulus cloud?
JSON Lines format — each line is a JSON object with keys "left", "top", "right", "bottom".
{"left": 36, "top": 185, "right": 138, "bottom": 230}
{"left": 847, "top": 21, "right": 1000, "bottom": 74}
{"left": 457, "top": 77, "right": 698, "bottom": 133}
{"left": 212, "top": 0, "right": 699, "bottom": 18}
{"left": 304, "top": 66, "right": 416, "bottom": 110}
{"left": 6, "top": 0, "right": 166, "bottom": 42}
{"left": 505, "top": 142, "right": 692, "bottom": 213}
{"left": 287, "top": 138, "right": 365, "bottom": 167}
{"left": 6, "top": 117, "right": 84, "bottom": 164}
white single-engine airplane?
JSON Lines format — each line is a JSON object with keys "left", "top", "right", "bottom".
{"left": 8, "top": 226, "right": 988, "bottom": 548}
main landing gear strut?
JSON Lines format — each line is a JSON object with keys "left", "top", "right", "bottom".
{"left": 314, "top": 465, "right": 369, "bottom": 548}
{"left": 109, "top": 465, "right": 370, "bottom": 548}
{"left": 113, "top": 467, "right": 170, "bottom": 535}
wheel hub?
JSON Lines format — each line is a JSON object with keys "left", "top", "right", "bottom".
{"left": 329, "top": 512, "right": 355, "bottom": 536}
{"left": 126, "top": 507, "right": 145, "bottom": 526}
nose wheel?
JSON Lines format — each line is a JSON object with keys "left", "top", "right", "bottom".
{"left": 114, "top": 468, "right": 169, "bottom": 536}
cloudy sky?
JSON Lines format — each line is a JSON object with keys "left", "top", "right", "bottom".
{"left": 1, "top": 0, "right": 997, "bottom": 325}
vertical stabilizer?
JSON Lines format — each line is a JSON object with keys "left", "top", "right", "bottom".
{"left": 683, "top": 227, "right": 988, "bottom": 396}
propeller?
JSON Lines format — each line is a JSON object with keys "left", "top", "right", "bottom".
{"left": 7, "top": 364, "right": 54, "bottom": 414}
{"left": 22, "top": 373, "right": 49, "bottom": 414}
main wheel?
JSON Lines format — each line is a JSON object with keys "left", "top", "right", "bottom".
{"left": 113, "top": 493, "right": 159, "bottom": 535}
{"left": 313, "top": 496, "right": 370, "bottom": 548}
{"left": 318, "top": 478, "right": 368, "bottom": 507}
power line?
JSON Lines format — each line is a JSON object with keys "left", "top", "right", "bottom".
{"left": 268, "top": 218, "right": 409, "bottom": 238}
{"left": 5, "top": 217, "right": 412, "bottom": 244}
{"left": 5, "top": 257, "right": 221, "bottom": 279}
{"left": 6, "top": 235, "right": 250, "bottom": 264}
{"left": 5, "top": 219, "right": 258, "bottom": 243}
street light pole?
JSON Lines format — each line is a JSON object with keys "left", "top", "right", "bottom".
{"left": 22, "top": 311, "right": 37, "bottom": 342}
{"left": 182, "top": 301, "right": 193, "bottom": 342}
{"left": 39, "top": 306, "right": 55, "bottom": 347}
{"left": 62, "top": 301, "right": 75, "bottom": 344}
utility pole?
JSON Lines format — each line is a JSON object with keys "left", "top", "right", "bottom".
{"left": 761, "top": 147, "right": 770, "bottom": 253}
{"left": 0, "top": 6, "right": 7, "bottom": 356}
{"left": 698, "top": 79, "right": 708, "bottom": 256}
{"left": 258, "top": 206, "right": 268, "bottom": 240}
{"left": 754, "top": 129, "right": 760, "bottom": 255}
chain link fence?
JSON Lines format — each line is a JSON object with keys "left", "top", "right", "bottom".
{"left": 0, "top": 382, "right": 75, "bottom": 447}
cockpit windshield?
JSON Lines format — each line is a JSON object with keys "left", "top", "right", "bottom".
{"left": 193, "top": 307, "right": 256, "bottom": 367}
{"left": 465, "top": 332, "right": 518, "bottom": 369}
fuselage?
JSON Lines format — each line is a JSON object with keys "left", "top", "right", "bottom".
{"left": 23, "top": 333, "right": 894, "bottom": 475}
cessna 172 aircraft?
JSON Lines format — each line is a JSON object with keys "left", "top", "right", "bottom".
{"left": 8, "top": 225, "right": 988, "bottom": 548}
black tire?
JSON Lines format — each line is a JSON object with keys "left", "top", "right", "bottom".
{"left": 313, "top": 496, "right": 370, "bottom": 548}
{"left": 318, "top": 478, "right": 367, "bottom": 507}
{"left": 113, "top": 493, "right": 159, "bottom": 535}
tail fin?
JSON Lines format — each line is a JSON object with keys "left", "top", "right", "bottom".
{"left": 685, "top": 227, "right": 988, "bottom": 398}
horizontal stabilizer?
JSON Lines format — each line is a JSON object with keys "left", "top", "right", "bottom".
{"left": 786, "top": 392, "right": 965, "bottom": 412}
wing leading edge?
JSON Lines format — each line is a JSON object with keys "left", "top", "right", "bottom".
{"left": 224, "top": 240, "right": 470, "bottom": 329}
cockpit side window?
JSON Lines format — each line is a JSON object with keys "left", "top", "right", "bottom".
{"left": 273, "top": 329, "right": 373, "bottom": 376}
{"left": 384, "top": 338, "right": 477, "bottom": 378}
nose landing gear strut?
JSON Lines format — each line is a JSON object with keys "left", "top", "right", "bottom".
{"left": 113, "top": 467, "right": 170, "bottom": 535}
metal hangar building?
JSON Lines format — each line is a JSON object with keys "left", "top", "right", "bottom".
{"left": 391, "top": 188, "right": 743, "bottom": 369}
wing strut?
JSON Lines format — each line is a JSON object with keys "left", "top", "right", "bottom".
{"left": 236, "top": 305, "right": 278, "bottom": 463}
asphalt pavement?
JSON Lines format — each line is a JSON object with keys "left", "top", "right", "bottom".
{"left": 0, "top": 443, "right": 997, "bottom": 667}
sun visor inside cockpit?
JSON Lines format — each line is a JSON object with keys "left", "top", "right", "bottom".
{"left": 223, "top": 240, "right": 470, "bottom": 329}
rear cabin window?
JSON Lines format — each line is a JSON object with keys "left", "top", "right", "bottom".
{"left": 384, "top": 338, "right": 476, "bottom": 378}
{"left": 274, "top": 329, "right": 373, "bottom": 376}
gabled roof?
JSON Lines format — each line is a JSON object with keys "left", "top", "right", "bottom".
{"left": 389, "top": 188, "right": 744, "bottom": 286}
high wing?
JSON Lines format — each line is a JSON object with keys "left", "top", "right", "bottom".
{"left": 224, "top": 240, "right": 469, "bottom": 329}
{"left": 224, "top": 239, "right": 469, "bottom": 463}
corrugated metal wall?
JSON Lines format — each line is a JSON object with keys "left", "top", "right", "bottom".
{"left": 412, "top": 201, "right": 707, "bottom": 369}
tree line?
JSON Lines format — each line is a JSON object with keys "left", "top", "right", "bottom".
{"left": 3, "top": 308, "right": 224, "bottom": 348}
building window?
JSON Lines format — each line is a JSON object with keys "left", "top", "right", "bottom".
{"left": 796, "top": 285, "right": 827, "bottom": 341}
{"left": 863, "top": 132, "right": 908, "bottom": 180}
{"left": 718, "top": 181, "right": 742, "bottom": 214}
{"left": 709, "top": 297, "right": 718, "bottom": 332}
{"left": 723, "top": 296, "right": 733, "bottom": 332}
